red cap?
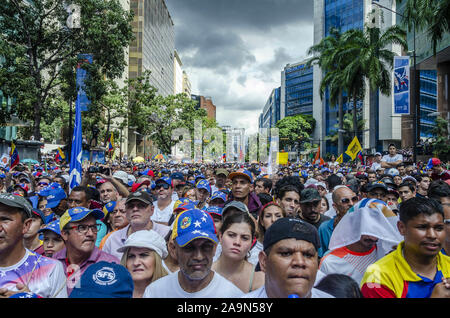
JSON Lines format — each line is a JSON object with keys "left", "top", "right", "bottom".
{"left": 131, "top": 179, "right": 150, "bottom": 192}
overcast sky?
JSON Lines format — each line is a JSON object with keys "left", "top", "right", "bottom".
{"left": 165, "top": 0, "right": 315, "bottom": 135}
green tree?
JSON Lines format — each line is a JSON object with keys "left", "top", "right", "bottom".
{"left": 307, "top": 27, "right": 348, "bottom": 155}
{"left": 275, "top": 114, "right": 315, "bottom": 152}
{"left": 343, "top": 20, "right": 407, "bottom": 149}
{"left": 327, "top": 113, "right": 366, "bottom": 148}
{"left": 430, "top": 116, "right": 450, "bottom": 161}
{"left": 0, "top": 0, "right": 133, "bottom": 139}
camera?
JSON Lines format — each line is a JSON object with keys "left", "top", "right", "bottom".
{"left": 88, "top": 166, "right": 99, "bottom": 174}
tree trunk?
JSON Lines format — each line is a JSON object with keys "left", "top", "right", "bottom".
{"left": 338, "top": 90, "right": 344, "bottom": 155}
{"left": 33, "top": 99, "right": 42, "bottom": 141}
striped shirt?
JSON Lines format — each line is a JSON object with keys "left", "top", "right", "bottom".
{"left": 319, "top": 245, "right": 378, "bottom": 285}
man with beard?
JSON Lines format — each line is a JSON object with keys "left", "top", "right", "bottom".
{"left": 361, "top": 197, "right": 450, "bottom": 298}
{"left": 298, "top": 188, "right": 331, "bottom": 230}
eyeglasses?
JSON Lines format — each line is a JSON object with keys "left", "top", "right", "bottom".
{"left": 38, "top": 182, "right": 49, "bottom": 187}
{"left": 155, "top": 183, "right": 170, "bottom": 190}
{"left": 66, "top": 224, "right": 101, "bottom": 234}
{"left": 341, "top": 196, "right": 359, "bottom": 204}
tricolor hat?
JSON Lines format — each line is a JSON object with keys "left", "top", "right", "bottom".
{"left": 38, "top": 182, "right": 67, "bottom": 209}
{"left": 59, "top": 207, "right": 105, "bottom": 231}
{"left": 205, "top": 206, "right": 223, "bottom": 217}
{"left": 38, "top": 220, "right": 61, "bottom": 236}
{"left": 196, "top": 179, "right": 211, "bottom": 194}
{"left": 103, "top": 201, "right": 117, "bottom": 216}
{"left": 228, "top": 169, "right": 253, "bottom": 183}
{"left": 210, "top": 191, "right": 227, "bottom": 203}
{"left": 171, "top": 209, "right": 218, "bottom": 247}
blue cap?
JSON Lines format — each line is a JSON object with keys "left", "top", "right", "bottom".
{"left": 196, "top": 179, "right": 211, "bottom": 194}
{"left": 0, "top": 172, "right": 6, "bottom": 178}
{"left": 210, "top": 191, "right": 227, "bottom": 203}
{"left": 171, "top": 209, "right": 218, "bottom": 247}
{"left": 228, "top": 170, "right": 253, "bottom": 183}
{"left": 170, "top": 172, "right": 184, "bottom": 180}
{"left": 38, "top": 220, "right": 61, "bottom": 236}
{"left": 155, "top": 176, "right": 172, "bottom": 187}
{"left": 205, "top": 206, "right": 223, "bottom": 217}
{"left": 195, "top": 174, "right": 206, "bottom": 181}
{"left": 103, "top": 201, "right": 117, "bottom": 216}
{"left": 60, "top": 207, "right": 105, "bottom": 231}
{"left": 28, "top": 195, "right": 39, "bottom": 209}
{"left": 69, "top": 261, "right": 133, "bottom": 298}
{"left": 38, "top": 183, "right": 67, "bottom": 209}
{"left": 9, "top": 292, "right": 42, "bottom": 298}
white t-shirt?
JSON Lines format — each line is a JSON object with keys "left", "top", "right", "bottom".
{"left": 152, "top": 200, "right": 175, "bottom": 223}
{"left": 247, "top": 241, "right": 263, "bottom": 266}
{"left": 318, "top": 245, "right": 378, "bottom": 285}
{"left": 371, "top": 162, "right": 381, "bottom": 171}
{"left": 0, "top": 249, "right": 68, "bottom": 298}
{"left": 143, "top": 271, "right": 244, "bottom": 298}
{"left": 243, "top": 285, "right": 334, "bottom": 298}
{"left": 381, "top": 154, "right": 403, "bottom": 163}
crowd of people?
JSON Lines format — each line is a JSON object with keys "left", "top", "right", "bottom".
{"left": 0, "top": 143, "right": 449, "bottom": 299}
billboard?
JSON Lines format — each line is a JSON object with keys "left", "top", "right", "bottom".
{"left": 393, "top": 56, "right": 410, "bottom": 115}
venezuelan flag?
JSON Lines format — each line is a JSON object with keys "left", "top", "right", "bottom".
{"left": 357, "top": 151, "right": 364, "bottom": 165}
{"left": 10, "top": 141, "right": 19, "bottom": 168}
{"left": 55, "top": 147, "right": 65, "bottom": 162}
{"left": 108, "top": 132, "right": 114, "bottom": 152}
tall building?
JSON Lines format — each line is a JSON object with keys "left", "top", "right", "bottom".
{"left": 191, "top": 94, "right": 217, "bottom": 121}
{"left": 281, "top": 60, "right": 314, "bottom": 118}
{"left": 259, "top": 87, "right": 281, "bottom": 129}
{"left": 127, "top": 0, "right": 175, "bottom": 157}
{"left": 173, "top": 50, "right": 183, "bottom": 95}
{"left": 313, "top": 0, "right": 402, "bottom": 155}
{"left": 182, "top": 71, "right": 191, "bottom": 96}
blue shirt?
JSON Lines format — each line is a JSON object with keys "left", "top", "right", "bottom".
{"left": 95, "top": 220, "right": 108, "bottom": 247}
{"left": 318, "top": 217, "right": 335, "bottom": 258}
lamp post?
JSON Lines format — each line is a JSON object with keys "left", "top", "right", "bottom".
{"left": 371, "top": 1, "right": 419, "bottom": 162}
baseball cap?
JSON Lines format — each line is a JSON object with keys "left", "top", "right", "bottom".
{"left": 368, "top": 182, "right": 388, "bottom": 192}
{"left": 32, "top": 208, "right": 46, "bottom": 224}
{"left": 131, "top": 179, "right": 150, "bottom": 193}
{"left": 59, "top": 207, "right": 105, "bottom": 231}
{"left": 387, "top": 168, "right": 399, "bottom": 176}
{"left": 69, "top": 261, "right": 133, "bottom": 298}
{"left": 170, "top": 172, "right": 184, "bottom": 180}
{"left": 38, "top": 183, "right": 67, "bottom": 209}
{"left": 112, "top": 171, "right": 129, "bottom": 185}
{"left": 102, "top": 201, "right": 117, "bottom": 217}
{"left": 228, "top": 170, "right": 253, "bottom": 184}
{"left": 155, "top": 176, "right": 172, "bottom": 187}
{"left": 215, "top": 168, "right": 229, "bottom": 177}
{"left": 117, "top": 230, "right": 168, "bottom": 259}
{"left": 9, "top": 292, "right": 42, "bottom": 298}
{"left": 196, "top": 179, "right": 211, "bottom": 194}
{"left": 140, "top": 168, "right": 155, "bottom": 177}
{"left": 125, "top": 190, "right": 153, "bottom": 205}
{"left": 222, "top": 200, "right": 250, "bottom": 217}
{"left": 205, "top": 206, "right": 223, "bottom": 217}
{"left": 263, "top": 217, "right": 320, "bottom": 252}
{"left": 171, "top": 209, "right": 218, "bottom": 247}
{"left": 300, "top": 188, "right": 322, "bottom": 204}
{"left": 0, "top": 193, "right": 33, "bottom": 218}
{"left": 375, "top": 152, "right": 382, "bottom": 156}
{"left": 38, "top": 220, "right": 61, "bottom": 236}
{"left": 173, "top": 201, "right": 198, "bottom": 214}
{"left": 210, "top": 191, "right": 227, "bottom": 203}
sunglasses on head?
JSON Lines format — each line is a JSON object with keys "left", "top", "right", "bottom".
{"left": 341, "top": 196, "right": 359, "bottom": 204}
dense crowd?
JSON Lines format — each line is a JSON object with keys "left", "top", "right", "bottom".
{"left": 0, "top": 143, "right": 449, "bottom": 298}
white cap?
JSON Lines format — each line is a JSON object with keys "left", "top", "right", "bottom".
{"left": 117, "top": 230, "right": 168, "bottom": 259}
{"left": 112, "top": 170, "right": 129, "bottom": 185}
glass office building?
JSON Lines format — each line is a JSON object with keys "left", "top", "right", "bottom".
{"left": 259, "top": 87, "right": 281, "bottom": 129}
{"left": 283, "top": 63, "right": 313, "bottom": 116}
{"left": 419, "top": 70, "right": 437, "bottom": 138}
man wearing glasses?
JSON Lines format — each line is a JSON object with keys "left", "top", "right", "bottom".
{"left": 101, "top": 191, "right": 170, "bottom": 260}
{"left": 54, "top": 207, "right": 120, "bottom": 296}
{"left": 317, "top": 186, "right": 358, "bottom": 258}
{"left": 152, "top": 177, "right": 176, "bottom": 225}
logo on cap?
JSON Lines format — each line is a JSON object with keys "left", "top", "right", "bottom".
{"left": 93, "top": 267, "right": 117, "bottom": 286}
{"left": 181, "top": 216, "right": 191, "bottom": 229}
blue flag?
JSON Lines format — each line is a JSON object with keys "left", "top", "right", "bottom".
{"left": 69, "top": 89, "right": 83, "bottom": 191}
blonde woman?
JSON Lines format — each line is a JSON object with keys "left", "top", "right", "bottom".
{"left": 118, "top": 230, "right": 168, "bottom": 298}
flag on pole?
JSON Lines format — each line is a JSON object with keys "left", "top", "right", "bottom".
{"left": 69, "top": 88, "right": 83, "bottom": 191}
{"left": 108, "top": 132, "right": 114, "bottom": 152}
{"left": 314, "top": 146, "right": 324, "bottom": 166}
{"left": 345, "top": 136, "right": 362, "bottom": 161}
{"left": 336, "top": 153, "right": 343, "bottom": 164}
{"left": 9, "top": 141, "right": 19, "bottom": 169}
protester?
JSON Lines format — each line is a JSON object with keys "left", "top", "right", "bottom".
{"left": 298, "top": 188, "right": 331, "bottom": 230}
{"left": 101, "top": 191, "right": 170, "bottom": 260}
{"left": 195, "top": 179, "right": 211, "bottom": 210}
{"left": 398, "top": 181, "right": 417, "bottom": 203}
{"left": 254, "top": 177, "right": 273, "bottom": 195}
{"left": 0, "top": 193, "right": 67, "bottom": 298}
{"left": 153, "top": 177, "right": 175, "bottom": 225}
{"left": 243, "top": 217, "right": 334, "bottom": 298}
{"left": 118, "top": 230, "right": 169, "bottom": 298}
{"left": 227, "top": 169, "right": 262, "bottom": 219}
{"left": 429, "top": 158, "right": 450, "bottom": 181}
{"left": 208, "top": 191, "right": 227, "bottom": 208}
{"left": 212, "top": 212, "right": 265, "bottom": 293}
{"left": 143, "top": 209, "right": 244, "bottom": 298}
{"left": 38, "top": 220, "right": 65, "bottom": 258}
{"left": 361, "top": 197, "right": 450, "bottom": 298}
{"left": 275, "top": 185, "right": 300, "bottom": 218}
{"left": 381, "top": 144, "right": 403, "bottom": 169}
{"left": 427, "top": 181, "right": 450, "bottom": 255}
{"left": 315, "top": 274, "right": 363, "bottom": 298}
{"left": 23, "top": 209, "right": 46, "bottom": 254}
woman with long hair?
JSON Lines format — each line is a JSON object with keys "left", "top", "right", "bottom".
{"left": 212, "top": 212, "right": 264, "bottom": 293}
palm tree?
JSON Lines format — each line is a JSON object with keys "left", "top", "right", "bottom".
{"left": 327, "top": 113, "right": 366, "bottom": 147}
{"left": 343, "top": 23, "right": 407, "bottom": 150}
{"left": 307, "top": 28, "right": 348, "bottom": 156}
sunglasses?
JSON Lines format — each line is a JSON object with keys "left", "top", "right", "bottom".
{"left": 341, "top": 196, "right": 359, "bottom": 204}
{"left": 38, "top": 182, "right": 49, "bottom": 187}
{"left": 155, "top": 183, "right": 170, "bottom": 190}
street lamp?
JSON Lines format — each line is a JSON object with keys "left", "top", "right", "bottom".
{"left": 371, "top": 1, "right": 420, "bottom": 162}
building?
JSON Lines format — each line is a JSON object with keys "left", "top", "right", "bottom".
{"left": 173, "top": 50, "right": 183, "bottom": 95}
{"left": 259, "top": 87, "right": 281, "bottom": 129}
{"left": 313, "top": 0, "right": 403, "bottom": 156}
{"left": 127, "top": 0, "right": 175, "bottom": 158}
{"left": 281, "top": 60, "right": 314, "bottom": 118}
{"left": 191, "top": 94, "right": 217, "bottom": 121}
{"left": 182, "top": 71, "right": 192, "bottom": 96}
